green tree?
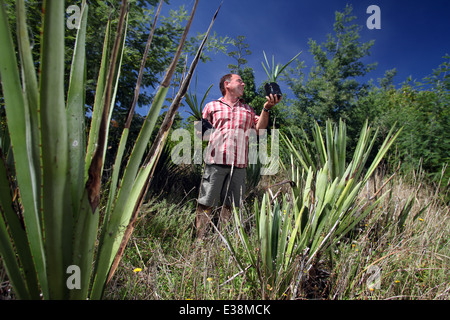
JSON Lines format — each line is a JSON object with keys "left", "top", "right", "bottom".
{"left": 228, "top": 35, "right": 252, "bottom": 74}
{"left": 239, "top": 67, "right": 258, "bottom": 104}
{"left": 371, "top": 57, "right": 450, "bottom": 188}
{"left": 284, "top": 5, "right": 377, "bottom": 135}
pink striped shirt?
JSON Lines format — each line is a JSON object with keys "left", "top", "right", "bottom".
{"left": 202, "top": 97, "right": 260, "bottom": 168}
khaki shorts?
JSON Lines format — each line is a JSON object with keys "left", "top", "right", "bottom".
{"left": 198, "top": 164, "right": 246, "bottom": 207}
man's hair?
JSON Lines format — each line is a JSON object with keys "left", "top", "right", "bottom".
{"left": 219, "top": 74, "right": 233, "bottom": 96}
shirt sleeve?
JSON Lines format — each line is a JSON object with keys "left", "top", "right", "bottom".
{"left": 254, "top": 114, "right": 260, "bottom": 127}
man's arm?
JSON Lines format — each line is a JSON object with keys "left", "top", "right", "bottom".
{"left": 255, "top": 94, "right": 281, "bottom": 133}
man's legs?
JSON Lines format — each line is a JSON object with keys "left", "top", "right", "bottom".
{"left": 196, "top": 164, "right": 227, "bottom": 238}
{"left": 195, "top": 203, "right": 213, "bottom": 239}
{"left": 196, "top": 164, "right": 246, "bottom": 238}
{"left": 219, "top": 167, "right": 246, "bottom": 227}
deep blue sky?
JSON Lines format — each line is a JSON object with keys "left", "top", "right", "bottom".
{"left": 152, "top": 0, "right": 450, "bottom": 116}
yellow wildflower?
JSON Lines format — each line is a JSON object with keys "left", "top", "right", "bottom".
{"left": 207, "top": 277, "right": 213, "bottom": 282}
{"left": 133, "top": 268, "right": 142, "bottom": 273}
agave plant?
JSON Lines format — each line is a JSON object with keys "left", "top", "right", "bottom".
{"left": 226, "top": 119, "right": 401, "bottom": 298}
{"left": 231, "top": 192, "right": 298, "bottom": 298}
{"left": 0, "top": 0, "right": 220, "bottom": 300}
{"left": 261, "top": 50, "right": 301, "bottom": 98}
{"left": 185, "top": 79, "right": 214, "bottom": 135}
{"left": 284, "top": 119, "right": 401, "bottom": 250}
{"left": 185, "top": 79, "right": 213, "bottom": 121}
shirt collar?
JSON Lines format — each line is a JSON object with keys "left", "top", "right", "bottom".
{"left": 218, "top": 97, "right": 243, "bottom": 108}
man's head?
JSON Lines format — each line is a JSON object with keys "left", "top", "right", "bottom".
{"left": 219, "top": 74, "right": 245, "bottom": 98}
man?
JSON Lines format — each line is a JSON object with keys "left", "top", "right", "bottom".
{"left": 195, "top": 73, "right": 281, "bottom": 238}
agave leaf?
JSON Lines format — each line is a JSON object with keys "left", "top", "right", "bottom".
{"left": 200, "top": 84, "right": 214, "bottom": 111}
{"left": 334, "top": 194, "right": 386, "bottom": 245}
{"left": 0, "top": 211, "right": 30, "bottom": 299}
{"left": 289, "top": 168, "right": 313, "bottom": 249}
{"left": 0, "top": 0, "right": 49, "bottom": 298}
{"left": 271, "top": 55, "right": 275, "bottom": 81}
{"left": 262, "top": 51, "right": 273, "bottom": 82}
{"left": 67, "top": 1, "right": 88, "bottom": 221}
{"left": 85, "top": 19, "right": 112, "bottom": 178}
{"left": 11, "top": 0, "right": 42, "bottom": 299}
{"left": 312, "top": 121, "right": 327, "bottom": 166}
{"left": 337, "top": 118, "right": 346, "bottom": 177}
{"left": 261, "top": 50, "right": 301, "bottom": 82}
{"left": 0, "top": 147, "right": 34, "bottom": 299}
{"left": 362, "top": 124, "right": 402, "bottom": 185}
{"left": 16, "top": 0, "right": 41, "bottom": 209}
{"left": 185, "top": 80, "right": 213, "bottom": 120}
{"left": 270, "top": 202, "right": 280, "bottom": 273}
{"left": 233, "top": 206, "right": 257, "bottom": 268}
{"left": 276, "top": 51, "right": 302, "bottom": 78}
{"left": 66, "top": 2, "right": 99, "bottom": 300}
{"left": 273, "top": 62, "right": 279, "bottom": 80}
{"left": 277, "top": 199, "right": 291, "bottom": 270}
{"left": 94, "top": 12, "right": 130, "bottom": 230}
{"left": 280, "top": 132, "right": 310, "bottom": 171}
{"left": 259, "top": 194, "right": 268, "bottom": 262}
{"left": 70, "top": 190, "right": 99, "bottom": 300}
{"left": 39, "top": 0, "right": 72, "bottom": 299}
{"left": 397, "top": 193, "right": 415, "bottom": 232}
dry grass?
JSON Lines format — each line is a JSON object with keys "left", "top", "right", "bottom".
{"left": 100, "top": 167, "right": 449, "bottom": 300}
{"left": 103, "top": 198, "right": 256, "bottom": 300}
{"left": 329, "top": 170, "right": 450, "bottom": 299}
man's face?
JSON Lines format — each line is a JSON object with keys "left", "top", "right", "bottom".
{"left": 226, "top": 74, "right": 245, "bottom": 97}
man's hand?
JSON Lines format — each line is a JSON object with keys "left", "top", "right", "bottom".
{"left": 256, "top": 94, "right": 281, "bottom": 132}
{"left": 264, "top": 94, "right": 282, "bottom": 110}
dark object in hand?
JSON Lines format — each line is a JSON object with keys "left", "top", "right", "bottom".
{"left": 264, "top": 82, "right": 282, "bottom": 99}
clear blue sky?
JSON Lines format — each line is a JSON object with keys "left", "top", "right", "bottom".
{"left": 153, "top": 0, "right": 450, "bottom": 116}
